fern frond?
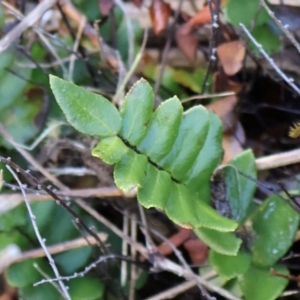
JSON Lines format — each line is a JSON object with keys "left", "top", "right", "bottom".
{"left": 289, "top": 122, "right": 300, "bottom": 138}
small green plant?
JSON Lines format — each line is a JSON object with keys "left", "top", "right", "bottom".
{"left": 47, "top": 75, "right": 299, "bottom": 299}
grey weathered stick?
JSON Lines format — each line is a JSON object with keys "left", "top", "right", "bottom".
{"left": 0, "top": 0, "right": 57, "bottom": 53}
{"left": 6, "top": 164, "right": 71, "bottom": 300}
{"left": 240, "top": 23, "right": 300, "bottom": 96}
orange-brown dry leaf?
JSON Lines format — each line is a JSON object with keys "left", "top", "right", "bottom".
{"left": 207, "top": 95, "right": 238, "bottom": 133}
{"left": 149, "top": 0, "right": 171, "bottom": 35}
{"left": 217, "top": 41, "right": 246, "bottom": 76}
{"left": 185, "top": 5, "right": 211, "bottom": 29}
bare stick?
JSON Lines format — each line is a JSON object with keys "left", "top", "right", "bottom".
{"left": 255, "top": 148, "right": 300, "bottom": 170}
{"left": 5, "top": 164, "right": 71, "bottom": 300}
{"left": 75, "top": 199, "right": 240, "bottom": 300}
{"left": 260, "top": 0, "right": 300, "bottom": 54}
{"left": 34, "top": 254, "right": 123, "bottom": 286}
{"left": 0, "top": 0, "right": 57, "bottom": 53}
{"left": 239, "top": 23, "right": 300, "bottom": 95}
{"left": 13, "top": 233, "right": 107, "bottom": 264}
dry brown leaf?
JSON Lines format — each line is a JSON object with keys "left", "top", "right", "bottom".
{"left": 207, "top": 95, "right": 245, "bottom": 163}
{"left": 175, "top": 26, "right": 199, "bottom": 62}
{"left": 98, "top": 0, "right": 114, "bottom": 16}
{"left": 149, "top": 0, "right": 171, "bottom": 35}
{"left": 217, "top": 41, "right": 246, "bottom": 76}
{"left": 207, "top": 95, "right": 238, "bottom": 133}
{"left": 222, "top": 133, "right": 244, "bottom": 164}
{"left": 213, "top": 71, "right": 243, "bottom": 94}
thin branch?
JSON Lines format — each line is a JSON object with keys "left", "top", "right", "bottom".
{"left": 200, "top": 0, "right": 220, "bottom": 94}
{"left": 34, "top": 254, "right": 125, "bottom": 286}
{"left": 68, "top": 16, "right": 86, "bottom": 82}
{"left": 12, "top": 233, "right": 107, "bottom": 264}
{"left": 0, "top": 156, "right": 108, "bottom": 253}
{"left": 260, "top": 0, "right": 300, "bottom": 54}
{"left": 0, "top": 0, "right": 57, "bottom": 53}
{"left": 181, "top": 91, "right": 235, "bottom": 103}
{"left": 5, "top": 164, "right": 71, "bottom": 300}
{"left": 75, "top": 199, "right": 240, "bottom": 300}
{"left": 154, "top": 0, "right": 184, "bottom": 97}
{"left": 239, "top": 23, "right": 300, "bottom": 96}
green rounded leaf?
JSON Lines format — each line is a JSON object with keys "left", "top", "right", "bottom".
{"left": 55, "top": 247, "right": 91, "bottom": 274}
{"left": 210, "top": 250, "right": 251, "bottom": 280}
{"left": 164, "top": 183, "right": 237, "bottom": 231}
{"left": 120, "top": 78, "right": 154, "bottom": 145}
{"left": 224, "top": 149, "right": 256, "bottom": 224}
{"left": 159, "top": 106, "right": 209, "bottom": 180}
{"left": 6, "top": 259, "right": 44, "bottom": 287}
{"left": 49, "top": 75, "right": 121, "bottom": 137}
{"left": 252, "top": 24, "right": 280, "bottom": 54}
{"left": 68, "top": 276, "right": 104, "bottom": 300}
{"left": 195, "top": 227, "right": 242, "bottom": 255}
{"left": 137, "top": 96, "right": 183, "bottom": 162}
{"left": 183, "top": 111, "right": 223, "bottom": 200}
{"left": 224, "top": 0, "right": 269, "bottom": 28}
{"left": 251, "top": 195, "right": 300, "bottom": 267}
{"left": 114, "top": 149, "right": 147, "bottom": 191}
{"left": 20, "top": 282, "right": 61, "bottom": 300}
{"left": 239, "top": 264, "right": 288, "bottom": 300}
{"left": 137, "top": 164, "right": 171, "bottom": 210}
{"left": 92, "top": 136, "right": 128, "bottom": 164}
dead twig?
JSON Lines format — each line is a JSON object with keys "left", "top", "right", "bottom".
{"left": 0, "top": 0, "right": 57, "bottom": 53}
{"left": 5, "top": 164, "right": 71, "bottom": 300}
{"left": 240, "top": 23, "right": 300, "bottom": 95}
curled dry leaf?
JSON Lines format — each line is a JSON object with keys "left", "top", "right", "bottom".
{"left": 157, "top": 228, "right": 192, "bottom": 256}
{"left": 149, "top": 0, "right": 171, "bottom": 35}
{"left": 183, "top": 238, "right": 209, "bottom": 265}
{"left": 217, "top": 41, "right": 246, "bottom": 76}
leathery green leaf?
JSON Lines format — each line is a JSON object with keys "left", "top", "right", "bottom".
{"left": 114, "top": 149, "right": 147, "bottom": 191}
{"left": 137, "top": 164, "right": 171, "bottom": 210}
{"left": 165, "top": 183, "right": 237, "bottom": 231}
{"left": 250, "top": 195, "right": 299, "bottom": 267}
{"left": 137, "top": 96, "right": 182, "bottom": 162}
{"left": 159, "top": 106, "right": 209, "bottom": 180}
{"left": 224, "top": 149, "right": 256, "bottom": 223}
{"left": 92, "top": 136, "right": 128, "bottom": 165}
{"left": 120, "top": 78, "right": 154, "bottom": 145}
{"left": 195, "top": 227, "right": 242, "bottom": 255}
{"left": 50, "top": 75, "right": 121, "bottom": 137}
{"left": 210, "top": 251, "right": 251, "bottom": 280}
{"left": 183, "top": 111, "right": 223, "bottom": 199}
{"left": 239, "top": 264, "right": 288, "bottom": 300}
